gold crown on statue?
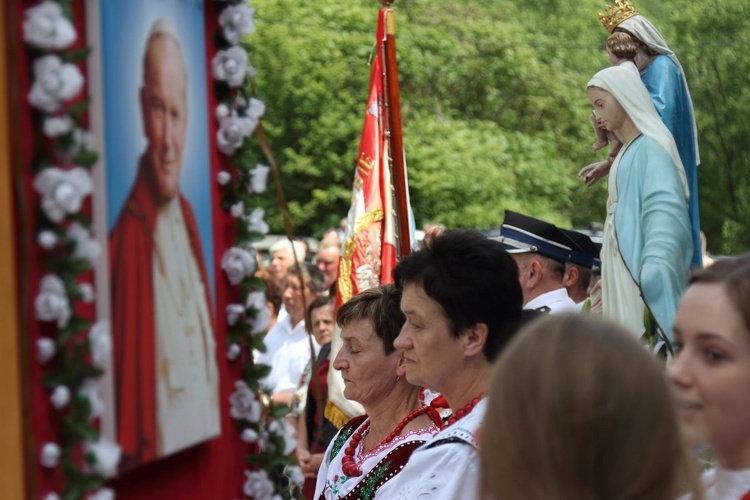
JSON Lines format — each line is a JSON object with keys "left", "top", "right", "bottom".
{"left": 598, "top": 0, "right": 638, "bottom": 33}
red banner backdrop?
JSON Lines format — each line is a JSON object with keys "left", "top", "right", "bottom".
{"left": 10, "top": 1, "right": 248, "bottom": 497}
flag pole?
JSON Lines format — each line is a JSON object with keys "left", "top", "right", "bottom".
{"left": 379, "top": 0, "right": 411, "bottom": 258}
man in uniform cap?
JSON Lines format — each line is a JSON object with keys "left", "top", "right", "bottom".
{"left": 560, "top": 228, "right": 601, "bottom": 308}
{"left": 498, "top": 210, "right": 579, "bottom": 314}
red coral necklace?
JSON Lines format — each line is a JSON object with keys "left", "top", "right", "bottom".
{"left": 445, "top": 393, "right": 485, "bottom": 426}
{"left": 340, "top": 405, "right": 431, "bottom": 477}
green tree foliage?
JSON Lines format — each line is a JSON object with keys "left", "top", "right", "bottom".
{"left": 249, "top": 0, "right": 749, "bottom": 253}
{"left": 668, "top": 0, "right": 750, "bottom": 254}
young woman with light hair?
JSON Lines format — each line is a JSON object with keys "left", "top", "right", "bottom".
{"left": 482, "top": 314, "right": 702, "bottom": 499}
{"left": 669, "top": 254, "right": 750, "bottom": 498}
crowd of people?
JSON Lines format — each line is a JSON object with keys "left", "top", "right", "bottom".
{"left": 258, "top": 226, "right": 750, "bottom": 499}
{"left": 244, "top": 1, "right": 750, "bottom": 499}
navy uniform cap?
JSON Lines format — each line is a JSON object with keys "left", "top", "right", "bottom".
{"left": 498, "top": 210, "right": 572, "bottom": 264}
{"left": 560, "top": 228, "right": 600, "bottom": 272}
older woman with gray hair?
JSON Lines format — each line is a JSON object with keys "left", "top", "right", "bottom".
{"left": 314, "top": 284, "right": 445, "bottom": 499}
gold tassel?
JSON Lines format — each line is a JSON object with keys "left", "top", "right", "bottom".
{"left": 324, "top": 401, "right": 351, "bottom": 429}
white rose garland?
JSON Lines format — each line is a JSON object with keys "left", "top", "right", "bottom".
{"left": 218, "top": 4, "right": 255, "bottom": 45}
{"left": 35, "top": 274, "right": 71, "bottom": 328}
{"left": 33, "top": 167, "right": 93, "bottom": 223}
{"left": 229, "top": 380, "right": 262, "bottom": 424}
{"left": 221, "top": 247, "right": 258, "bottom": 285}
{"left": 84, "top": 438, "right": 122, "bottom": 479}
{"left": 214, "top": 3, "right": 302, "bottom": 497}
{"left": 28, "top": 55, "right": 84, "bottom": 113}
{"left": 23, "top": 1, "right": 77, "bottom": 51}
{"left": 25, "top": 2, "right": 111, "bottom": 494}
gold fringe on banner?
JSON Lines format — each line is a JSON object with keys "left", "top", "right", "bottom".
{"left": 324, "top": 400, "right": 351, "bottom": 430}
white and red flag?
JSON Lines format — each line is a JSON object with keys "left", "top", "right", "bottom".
{"left": 326, "top": 7, "right": 413, "bottom": 427}
{"left": 335, "top": 7, "right": 404, "bottom": 307}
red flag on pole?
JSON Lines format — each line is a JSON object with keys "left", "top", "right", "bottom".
{"left": 326, "top": 7, "right": 412, "bottom": 427}
{"left": 335, "top": 8, "right": 400, "bottom": 307}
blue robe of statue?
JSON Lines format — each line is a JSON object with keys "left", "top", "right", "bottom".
{"left": 604, "top": 135, "right": 693, "bottom": 342}
{"left": 640, "top": 55, "right": 702, "bottom": 269}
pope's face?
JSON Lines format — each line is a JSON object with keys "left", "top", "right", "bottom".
{"left": 140, "top": 35, "right": 187, "bottom": 202}
{"left": 588, "top": 87, "right": 627, "bottom": 135}
{"left": 668, "top": 283, "right": 750, "bottom": 466}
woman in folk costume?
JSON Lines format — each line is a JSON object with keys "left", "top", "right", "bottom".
{"left": 387, "top": 230, "right": 525, "bottom": 499}
{"left": 584, "top": 1, "right": 702, "bottom": 270}
{"left": 669, "top": 255, "right": 750, "bottom": 499}
{"left": 314, "top": 284, "right": 447, "bottom": 500}
{"left": 587, "top": 65, "right": 692, "bottom": 343}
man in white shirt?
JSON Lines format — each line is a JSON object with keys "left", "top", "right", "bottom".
{"left": 498, "top": 210, "right": 579, "bottom": 314}
{"left": 256, "top": 263, "right": 325, "bottom": 406}
{"left": 268, "top": 239, "right": 307, "bottom": 323}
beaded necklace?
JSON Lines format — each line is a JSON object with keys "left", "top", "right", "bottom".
{"left": 340, "top": 405, "right": 431, "bottom": 477}
{"left": 445, "top": 393, "right": 485, "bottom": 427}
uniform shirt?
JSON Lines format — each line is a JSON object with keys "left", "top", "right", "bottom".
{"left": 523, "top": 287, "right": 579, "bottom": 314}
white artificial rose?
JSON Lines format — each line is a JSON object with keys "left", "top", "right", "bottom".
{"left": 215, "top": 103, "right": 230, "bottom": 120}
{"left": 261, "top": 421, "right": 297, "bottom": 455}
{"left": 221, "top": 247, "right": 257, "bottom": 285}
{"left": 42, "top": 493, "right": 61, "bottom": 500}
{"left": 229, "top": 380, "right": 262, "bottom": 423}
{"left": 50, "top": 385, "right": 71, "bottom": 409}
{"left": 38, "top": 230, "right": 58, "bottom": 249}
{"left": 67, "top": 222, "right": 101, "bottom": 265}
{"left": 217, "top": 171, "right": 231, "bottom": 186}
{"left": 247, "top": 98, "right": 266, "bottom": 120}
{"left": 88, "top": 321, "right": 111, "bottom": 368}
{"left": 43, "top": 115, "right": 74, "bottom": 138}
{"left": 33, "top": 167, "right": 93, "bottom": 223}
{"left": 35, "top": 274, "right": 71, "bottom": 328}
{"left": 246, "top": 291, "right": 270, "bottom": 333}
{"left": 216, "top": 99, "right": 265, "bottom": 156}
{"left": 226, "top": 343, "right": 241, "bottom": 361}
{"left": 230, "top": 201, "right": 244, "bottom": 218}
{"left": 79, "top": 379, "right": 105, "bottom": 421}
{"left": 275, "top": 421, "right": 297, "bottom": 455}
{"left": 243, "top": 470, "right": 275, "bottom": 500}
{"left": 240, "top": 428, "right": 259, "bottom": 443}
{"left": 248, "top": 164, "right": 270, "bottom": 194}
{"left": 212, "top": 46, "right": 253, "bottom": 88}
{"left": 246, "top": 208, "right": 269, "bottom": 235}
{"left": 28, "top": 55, "right": 84, "bottom": 113}
{"left": 218, "top": 4, "right": 255, "bottom": 45}
{"left": 37, "top": 338, "right": 57, "bottom": 364}
{"left": 78, "top": 283, "right": 94, "bottom": 303}
{"left": 225, "top": 304, "right": 246, "bottom": 326}
{"left": 23, "top": 1, "right": 77, "bottom": 50}
{"left": 40, "top": 442, "right": 61, "bottom": 468}
{"left": 216, "top": 114, "right": 250, "bottom": 155}
{"left": 86, "top": 488, "right": 115, "bottom": 500}
{"left": 286, "top": 465, "right": 305, "bottom": 485}
{"left": 85, "top": 438, "right": 121, "bottom": 478}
